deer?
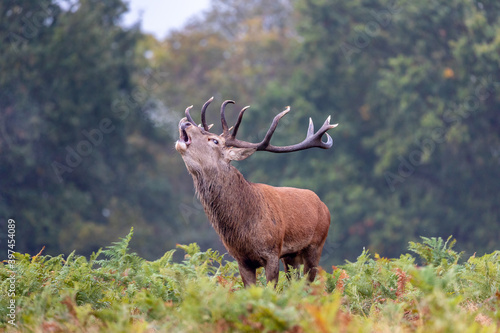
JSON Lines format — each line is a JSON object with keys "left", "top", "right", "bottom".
{"left": 175, "top": 97, "right": 338, "bottom": 286}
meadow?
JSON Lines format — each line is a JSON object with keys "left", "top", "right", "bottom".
{"left": 1, "top": 229, "right": 499, "bottom": 332}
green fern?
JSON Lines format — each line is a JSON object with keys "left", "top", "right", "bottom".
{"left": 95, "top": 227, "right": 142, "bottom": 270}
{"left": 408, "top": 236, "right": 463, "bottom": 268}
{"left": 1, "top": 234, "right": 499, "bottom": 332}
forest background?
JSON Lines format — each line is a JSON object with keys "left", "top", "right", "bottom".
{"left": 1, "top": 0, "right": 499, "bottom": 267}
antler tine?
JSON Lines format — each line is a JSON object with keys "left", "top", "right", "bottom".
{"left": 307, "top": 117, "right": 315, "bottom": 136}
{"left": 231, "top": 106, "right": 250, "bottom": 139}
{"left": 255, "top": 115, "right": 337, "bottom": 153}
{"left": 257, "top": 107, "right": 290, "bottom": 150}
{"left": 201, "top": 96, "right": 214, "bottom": 131}
{"left": 223, "top": 106, "right": 291, "bottom": 150}
{"left": 221, "top": 100, "right": 235, "bottom": 135}
{"left": 185, "top": 105, "right": 196, "bottom": 124}
{"left": 306, "top": 116, "right": 339, "bottom": 149}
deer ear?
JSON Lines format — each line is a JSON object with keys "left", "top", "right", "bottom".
{"left": 225, "top": 147, "right": 257, "bottom": 161}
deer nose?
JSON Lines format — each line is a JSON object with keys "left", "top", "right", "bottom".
{"left": 181, "top": 122, "right": 192, "bottom": 131}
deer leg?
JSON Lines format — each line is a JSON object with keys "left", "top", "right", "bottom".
{"left": 303, "top": 247, "right": 321, "bottom": 283}
{"left": 281, "top": 254, "right": 303, "bottom": 280}
{"left": 237, "top": 262, "right": 256, "bottom": 287}
{"left": 265, "top": 258, "right": 280, "bottom": 286}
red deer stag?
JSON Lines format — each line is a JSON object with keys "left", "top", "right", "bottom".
{"left": 175, "top": 97, "right": 337, "bottom": 286}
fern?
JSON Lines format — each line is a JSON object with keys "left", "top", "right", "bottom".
{"left": 95, "top": 227, "right": 142, "bottom": 270}
{"left": 1, "top": 234, "right": 499, "bottom": 332}
{"left": 408, "top": 236, "right": 463, "bottom": 268}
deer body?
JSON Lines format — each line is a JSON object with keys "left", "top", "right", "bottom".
{"left": 176, "top": 98, "right": 336, "bottom": 285}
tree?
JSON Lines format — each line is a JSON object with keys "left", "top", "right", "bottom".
{"left": 0, "top": 0, "right": 177, "bottom": 258}
{"left": 293, "top": 0, "right": 500, "bottom": 262}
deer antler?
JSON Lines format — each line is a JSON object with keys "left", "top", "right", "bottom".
{"left": 201, "top": 96, "right": 214, "bottom": 131}
{"left": 220, "top": 100, "right": 338, "bottom": 153}
{"left": 185, "top": 105, "right": 196, "bottom": 124}
{"left": 185, "top": 97, "right": 215, "bottom": 130}
{"left": 220, "top": 100, "right": 235, "bottom": 136}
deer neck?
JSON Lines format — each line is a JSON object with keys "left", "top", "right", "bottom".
{"left": 191, "top": 163, "right": 261, "bottom": 246}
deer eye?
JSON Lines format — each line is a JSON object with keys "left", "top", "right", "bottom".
{"left": 212, "top": 139, "right": 219, "bottom": 145}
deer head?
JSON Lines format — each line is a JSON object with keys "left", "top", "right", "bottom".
{"left": 175, "top": 97, "right": 338, "bottom": 173}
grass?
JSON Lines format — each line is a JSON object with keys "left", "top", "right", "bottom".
{"left": 1, "top": 229, "right": 499, "bottom": 332}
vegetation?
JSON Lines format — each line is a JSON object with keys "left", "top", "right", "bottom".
{"left": 2, "top": 0, "right": 499, "bottom": 330}
{"left": 0, "top": 0, "right": 172, "bottom": 258}
{"left": 1, "top": 230, "right": 499, "bottom": 331}
{"left": 1, "top": 0, "right": 499, "bottom": 266}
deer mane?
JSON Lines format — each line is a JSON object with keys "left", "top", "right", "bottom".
{"left": 192, "top": 164, "right": 261, "bottom": 248}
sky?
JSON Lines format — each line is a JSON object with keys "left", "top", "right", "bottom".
{"left": 123, "top": 0, "right": 211, "bottom": 39}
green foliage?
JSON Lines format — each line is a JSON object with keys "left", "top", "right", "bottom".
{"left": 409, "top": 235, "right": 463, "bottom": 267}
{"left": 2, "top": 0, "right": 500, "bottom": 308}
{"left": 289, "top": 0, "right": 500, "bottom": 264}
{"left": 0, "top": 0, "right": 180, "bottom": 260}
{"left": 1, "top": 234, "right": 499, "bottom": 331}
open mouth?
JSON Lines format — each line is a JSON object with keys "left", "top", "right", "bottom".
{"left": 180, "top": 128, "right": 191, "bottom": 145}
{"left": 177, "top": 121, "right": 192, "bottom": 147}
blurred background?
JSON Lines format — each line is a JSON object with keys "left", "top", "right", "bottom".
{"left": 1, "top": 0, "right": 499, "bottom": 266}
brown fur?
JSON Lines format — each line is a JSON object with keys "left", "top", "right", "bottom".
{"left": 176, "top": 118, "right": 331, "bottom": 286}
